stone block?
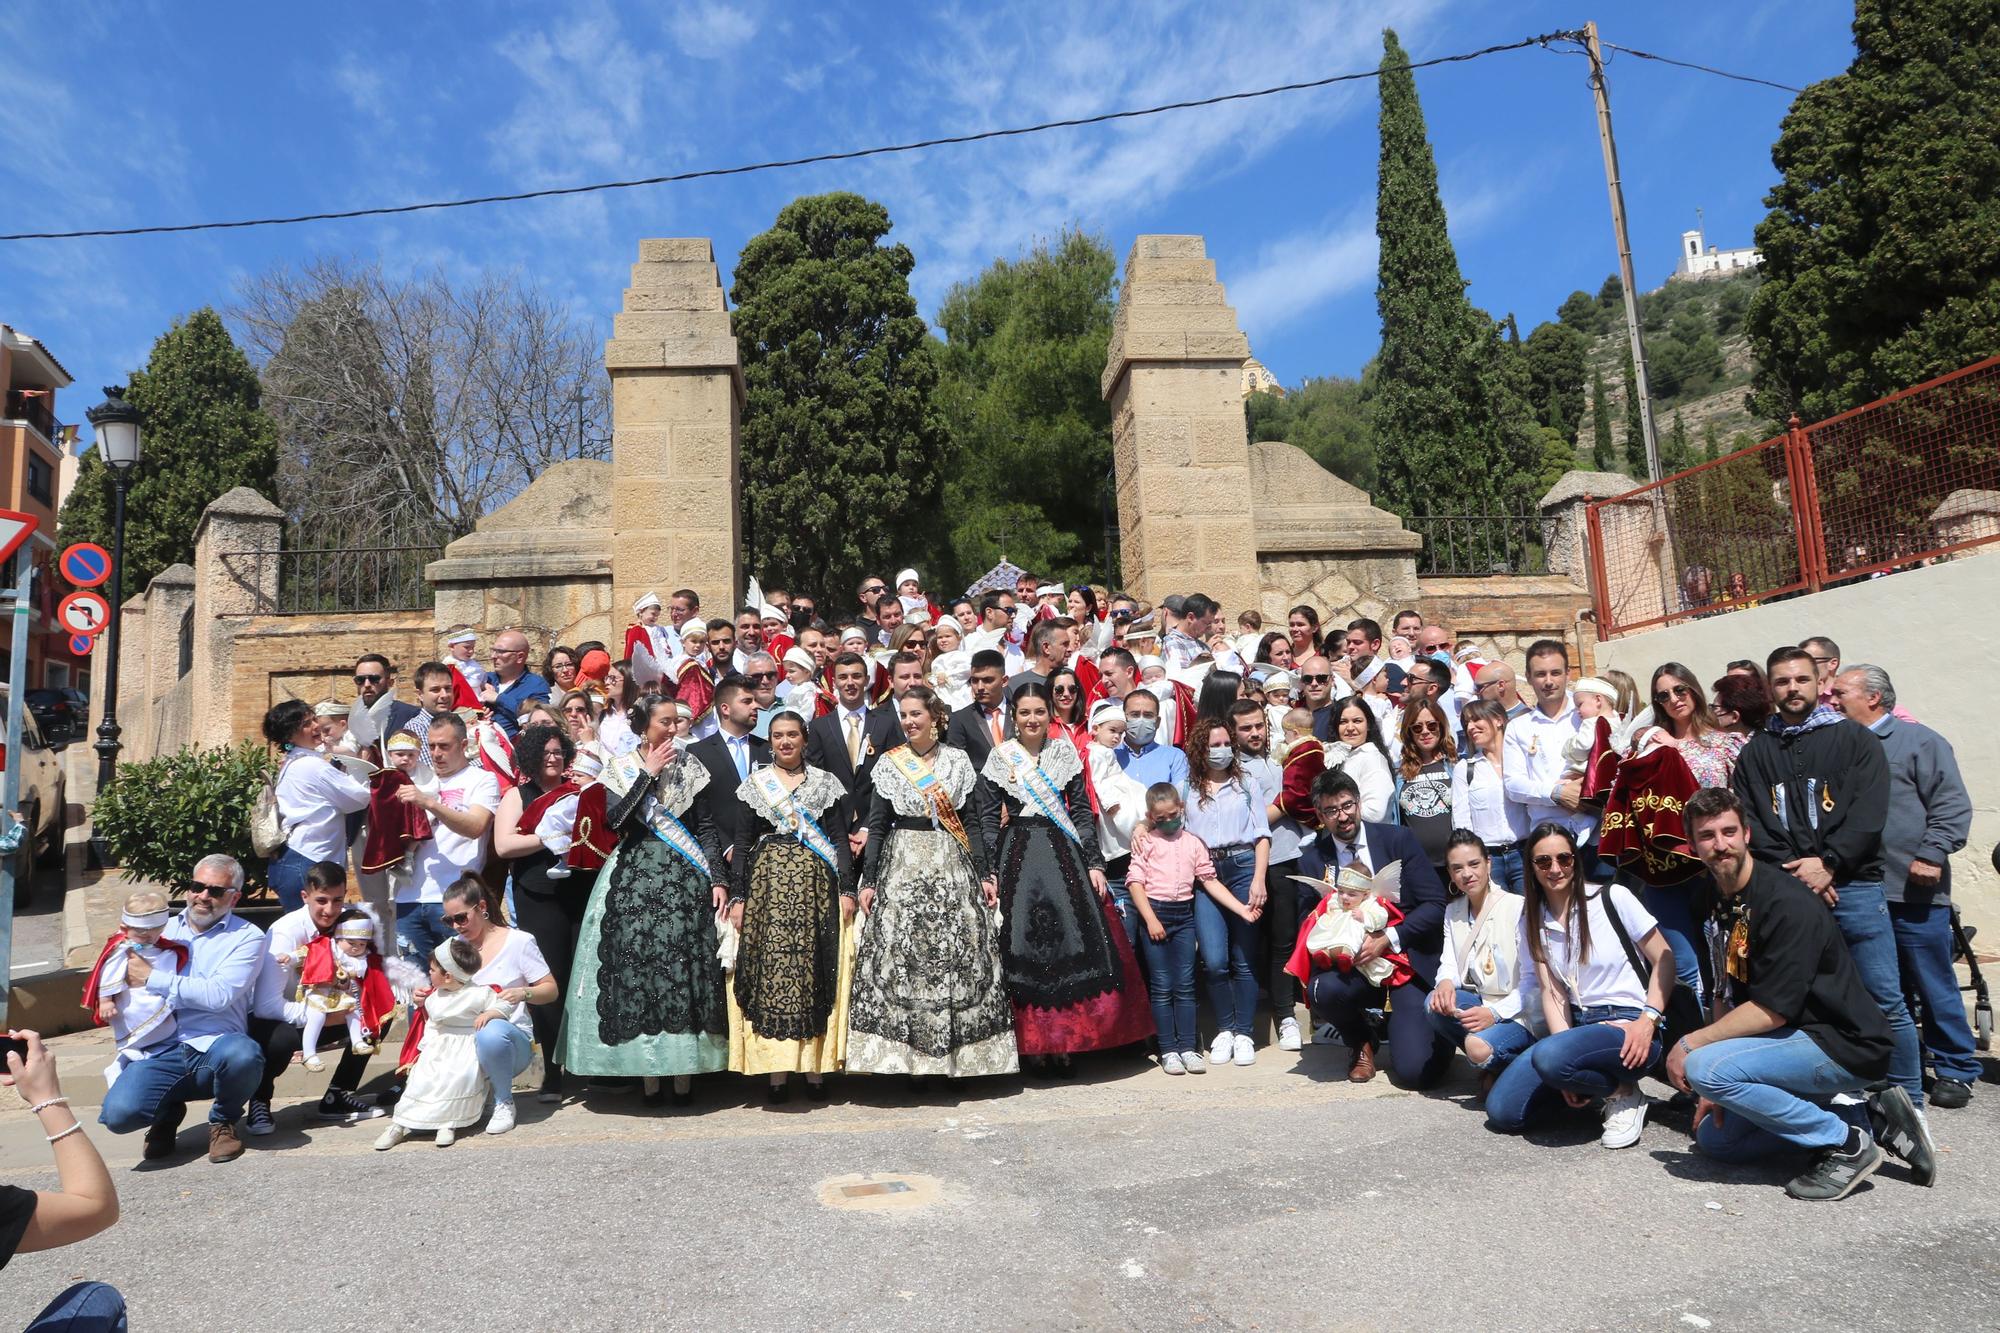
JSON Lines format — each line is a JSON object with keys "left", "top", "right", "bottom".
{"left": 1122, "top": 257, "right": 1218, "bottom": 285}
{"left": 672, "top": 425, "right": 736, "bottom": 478}
{"left": 613, "top": 370, "right": 731, "bottom": 426}
{"left": 646, "top": 477, "right": 736, "bottom": 527}
{"left": 1190, "top": 413, "right": 1248, "bottom": 467}
{"left": 637, "top": 238, "right": 714, "bottom": 263}
{"left": 657, "top": 333, "right": 743, "bottom": 372}
{"left": 613, "top": 309, "right": 734, "bottom": 341}
{"left": 623, "top": 284, "right": 728, "bottom": 312}
{"left": 604, "top": 338, "right": 668, "bottom": 370}
{"left": 1123, "top": 282, "right": 1228, "bottom": 309}
{"left": 1197, "top": 519, "right": 1257, "bottom": 570}
{"left": 1133, "top": 418, "right": 1192, "bottom": 467}
{"left": 1184, "top": 330, "right": 1252, "bottom": 358}
{"left": 611, "top": 426, "right": 672, "bottom": 477}
{"left": 628, "top": 260, "right": 721, "bottom": 291}
{"left": 1122, "top": 305, "right": 1249, "bottom": 337}
{"left": 1134, "top": 235, "right": 1208, "bottom": 259}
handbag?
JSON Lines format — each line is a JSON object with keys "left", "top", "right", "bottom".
{"left": 250, "top": 776, "right": 288, "bottom": 858}
{"left": 1600, "top": 885, "right": 1706, "bottom": 1040}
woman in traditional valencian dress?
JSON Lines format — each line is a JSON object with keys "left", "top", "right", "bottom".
{"left": 976, "top": 682, "right": 1153, "bottom": 1072}
{"left": 558, "top": 694, "right": 730, "bottom": 1105}
{"left": 847, "top": 687, "right": 1019, "bottom": 1080}
{"left": 727, "top": 711, "right": 857, "bottom": 1101}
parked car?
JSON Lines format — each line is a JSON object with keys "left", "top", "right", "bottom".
{"left": 25, "top": 687, "right": 84, "bottom": 747}
{"left": 0, "top": 687, "right": 67, "bottom": 905}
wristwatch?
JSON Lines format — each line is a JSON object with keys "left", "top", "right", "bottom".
{"left": 1640, "top": 1004, "right": 1665, "bottom": 1025}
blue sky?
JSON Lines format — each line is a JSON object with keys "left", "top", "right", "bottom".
{"left": 0, "top": 2, "right": 1858, "bottom": 453}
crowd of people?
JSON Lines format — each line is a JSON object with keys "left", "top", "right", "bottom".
{"left": 50, "top": 569, "right": 1985, "bottom": 1204}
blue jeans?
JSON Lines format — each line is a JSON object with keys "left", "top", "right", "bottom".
{"left": 396, "top": 901, "right": 452, "bottom": 968}
{"left": 26, "top": 1282, "right": 127, "bottom": 1333}
{"left": 98, "top": 1035, "right": 264, "bottom": 1131}
{"left": 1138, "top": 897, "right": 1199, "bottom": 1053}
{"left": 1642, "top": 880, "right": 1707, "bottom": 1013}
{"left": 1890, "top": 899, "right": 1982, "bottom": 1083}
{"left": 475, "top": 1019, "right": 535, "bottom": 1107}
{"left": 1193, "top": 845, "right": 1260, "bottom": 1036}
{"left": 267, "top": 846, "right": 318, "bottom": 912}
{"left": 1488, "top": 846, "right": 1525, "bottom": 896}
{"left": 1686, "top": 1028, "right": 1867, "bottom": 1161}
{"left": 1486, "top": 1005, "right": 1658, "bottom": 1133}
{"left": 1830, "top": 880, "right": 1922, "bottom": 1105}
{"left": 1428, "top": 988, "right": 1537, "bottom": 1073}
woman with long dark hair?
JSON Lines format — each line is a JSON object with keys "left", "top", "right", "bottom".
{"left": 1396, "top": 699, "right": 1457, "bottom": 880}
{"left": 1286, "top": 606, "right": 1322, "bottom": 662}
{"left": 1450, "top": 699, "right": 1527, "bottom": 894}
{"left": 264, "top": 698, "right": 371, "bottom": 912}
{"left": 1327, "top": 696, "right": 1393, "bottom": 823}
{"left": 1194, "top": 671, "right": 1244, "bottom": 729}
{"left": 1180, "top": 716, "right": 1270, "bottom": 1067}
{"left": 976, "top": 683, "right": 1152, "bottom": 1071}
{"left": 1255, "top": 632, "right": 1294, "bottom": 671}
{"left": 1047, "top": 666, "right": 1090, "bottom": 751}
{"left": 1484, "top": 824, "right": 1675, "bottom": 1147}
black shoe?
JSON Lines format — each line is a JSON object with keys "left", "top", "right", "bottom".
{"left": 642, "top": 1084, "right": 668, "bottom": 1106}
{"left": 143, "top": 1104, "right": 186, "bottom": 1161}
{"left": 1868, "top": 1086, "right": 1938, "bottom": 1187}
{"left": 804, "top": 1079, "right": 829, "bottom": 1103}
{"left": 672, "top": 1087, "right": 693, "bottom": 1108}
{"left": 1930, "top": 1077, "right": 1973, "bottom": 1110}
{"left": 909, "top": 1075, "right": 931, "bottom": 1092}
{"left": 766, "top": 1082, "right": 791, "bottom": 1105}
{"left": 1785, "top": 1133, "right": 1884, "bottom": 1201}
{"left": 316, "top": 1089, "right": 386, "bottom": 1122}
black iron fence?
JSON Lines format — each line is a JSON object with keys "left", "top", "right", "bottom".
{"left": 224, "top": 546, "right": 440, "bottom": 615}
{"left": 1411, "top": 513, "right": 1549, "bottom": 576}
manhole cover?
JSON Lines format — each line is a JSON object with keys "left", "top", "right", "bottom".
{"left": 816, "top": 1172, "right": 944, "bottom": 1212}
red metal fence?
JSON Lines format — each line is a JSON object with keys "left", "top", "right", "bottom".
{"left": 1585, "top": 355, "right": 2000, "bottom": 638}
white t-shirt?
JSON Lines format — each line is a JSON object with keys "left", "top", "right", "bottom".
{"left": 402, "top": 766, "right": 500, "bottom": 904}
{"left": 471, "top": 927, "right": 552, "bottom": 1036}
{"left": 1515, "top": 883, "right": 1658, "bottom": 1014}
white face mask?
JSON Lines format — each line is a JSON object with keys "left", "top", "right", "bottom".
{"left": 1206, "top": 745, "right": 1235, "bottom": 770}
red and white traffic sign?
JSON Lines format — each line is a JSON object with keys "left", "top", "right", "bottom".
{"left": 57, "top": 590, "right": 111, "bottom": 636}
{"left": 0, "top": 509, "right": 36, "bottom": 570}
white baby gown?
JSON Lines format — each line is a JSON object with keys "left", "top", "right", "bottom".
{"left": 394, "top": 984, "right": 510, "bottom": 1132}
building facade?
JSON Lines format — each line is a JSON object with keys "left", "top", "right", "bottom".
{"left": 1, "top": 323, "right": 89, "bottom": 695}
{"left": 1672, "top": 227, "right": 1761, "bottom": 283}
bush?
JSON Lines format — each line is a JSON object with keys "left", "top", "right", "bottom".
{"left": 92, "top": 741, "right": 275, "bottom": 893}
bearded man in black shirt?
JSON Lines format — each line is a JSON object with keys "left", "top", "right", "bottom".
{"left": 1666, "top": 788, "right": 1934, "bottom": 1201}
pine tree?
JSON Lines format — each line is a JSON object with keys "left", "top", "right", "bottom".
{"left": 1590, "top": 368, "right": 1619, "bottom": 472}
{"left": 730, "top": 192, "right": 950, "bottom": 598}
{"left": 1620, "top": 343, "right": 1647, "bottom": 474}
{"left": 1369, "top": 28, "right": 1540, "bottom": 517}
{"left": 58, "top": 309, "right": 279, "bottom": 594}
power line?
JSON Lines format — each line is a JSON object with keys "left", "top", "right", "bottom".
{"left": 2, "top": 31, "right": 1583, "bottom": 243}
{"left": 1598, "top": 40, "right": 1805, "bottom": 94}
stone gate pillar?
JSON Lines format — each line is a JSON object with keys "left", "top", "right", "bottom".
{"left": 604, "top": 238, "right": 744, "bottom": 621}
{"left": 1100, "top": 236, "right": 1259, "bottom": 612}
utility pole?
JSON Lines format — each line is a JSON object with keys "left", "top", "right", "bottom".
{"left": 1583, "top": 21, "right": 1663, "bottom": 485}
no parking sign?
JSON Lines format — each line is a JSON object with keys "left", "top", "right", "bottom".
{"left": 60, "top": 542, "right": 112, "bottom": 588}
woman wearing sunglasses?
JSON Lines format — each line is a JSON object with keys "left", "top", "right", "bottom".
{"left": 1484, "top": 823, "right": 1676, "bottom": 1149}
{"left": 433, "top": 874, "right": 560, "bottom": 1136}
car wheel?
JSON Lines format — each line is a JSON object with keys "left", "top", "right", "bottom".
{"left": 34, "top": 782, "right": 63, "bottom": 869}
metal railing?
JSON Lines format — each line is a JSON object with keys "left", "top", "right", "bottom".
{"left": 224, "top": 546, "right": 441, "bottom": 615}
{"left": 1412, "top": 513, "right": 1550, "bottom": 576}
{"left": 1585, "top": 353, "right": 2000, "bottom": 637}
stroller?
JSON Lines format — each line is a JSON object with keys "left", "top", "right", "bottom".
{"left": 1903, "top": 845, "right": 1997, "bottom": 1057}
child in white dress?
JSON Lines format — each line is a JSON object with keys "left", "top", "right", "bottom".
{"left": 83, "top": 890, "right": 186, "bottom": 1087}
{"left": 375, "top": 938, "right": 511, "bottom": 1149}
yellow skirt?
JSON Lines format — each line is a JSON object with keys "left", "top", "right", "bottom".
{"left": 727, "top": 910, "right": 859, "bottom": 1075}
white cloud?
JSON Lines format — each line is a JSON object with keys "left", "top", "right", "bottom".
{"left": 331, "top": 53, "right": 388, "bottom": 124}
{"left": 1228, "top": 212, "right": 1378, "bottom": 346}
{"left": 671, "top": 3, "right": 758, "bottom": 60}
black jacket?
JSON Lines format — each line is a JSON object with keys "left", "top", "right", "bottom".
{"left": 943, "top": 701, "right": 1010, "bottom": 771}
{"left": 805, "top": 705, "right": 902, "bottom": 815}
{"left": 1730, "top": 713, "right": 1889, "bottom": 885}
{"left": 687, "top": 730, "right": 771, "bottom": 858}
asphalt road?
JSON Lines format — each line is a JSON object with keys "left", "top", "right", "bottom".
{"left": 5, "top": 1030, "right": 1998, "bottom": 1332}
{"left": 5, "top": 864, "right": 71, "bottom": 979}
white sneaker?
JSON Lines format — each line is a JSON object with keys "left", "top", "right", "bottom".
{"left": 1209, "top": 1031, "right": 1235, "bottom": 1063}
{"left": 1161, "top": 1052, "right": 1186, "bottom": 1076}
{"left": 1600, "top": 1089, "right": 1649, "bottom": 1149}
{"left": 1233, "top": 1034, "right": 1256, "bottom": 1066}
{"left": 373, "top": 1124, "right": 408, "bottom": 1151}
{"left": 486, "top": 1102, "right": 517, "bottom": 1136}
{"left": 1180, "top": 1051, "right": 1207, "bottom": 1074}
{"left": 435, "top": 1126, "right": 455, "bottom": 1147}
{"left": 1277, "top": 1017, "right": 1302, "bottom": 1052}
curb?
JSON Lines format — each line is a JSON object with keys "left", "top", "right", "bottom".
{"left": 6, "top": 966, "right": 90, "bottom": 1038}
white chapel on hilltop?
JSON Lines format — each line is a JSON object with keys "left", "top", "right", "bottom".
{"left": 1671, "top": 220, "right": 1761, "bottom": 284}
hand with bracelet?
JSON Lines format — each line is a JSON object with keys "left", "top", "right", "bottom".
{"left": 3, "top": 1030, "right": 121, "bottom": 1257}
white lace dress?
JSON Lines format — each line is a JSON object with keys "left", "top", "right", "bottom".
{"left": 394, "top": 983, "right": 511, "bottom": 1132}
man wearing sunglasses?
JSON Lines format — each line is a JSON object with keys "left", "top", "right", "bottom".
{"left": 98, "top": 855, "right": 267, "bottom": 1165}
{"left": 856, "top": 575, "right": 889, "bottom": 644}
{"left": 743, "top": 652, "right": 784, "bottom": 739}
{"left": 1301, "top": 655, "right": 1354, "bottom": 742}
{"left": 349, "top": 654, "right": 422, "bottom": 753}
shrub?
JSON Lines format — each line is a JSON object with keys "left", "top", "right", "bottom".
{"left": 92, "top": 741, "right": 275, "bottom": 893}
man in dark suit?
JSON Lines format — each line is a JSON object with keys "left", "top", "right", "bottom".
{"left": 805, "top": 651, "right": 901, "bottom": 822}
{"left": 1297, "top": 769, "right": 1449, "bottom": 1086}
{"left": 687, "top": 677, "right": 771, "bottom": 866}
{"left": 351, "top": 653, "right": 422, "bottom": 750}
{"left": 944, "top": 649, "right": 1011, "bottom": 770}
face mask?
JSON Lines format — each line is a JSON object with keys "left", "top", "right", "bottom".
{"left": 1124, "top": 717, "right": 1158, "bottom": 747}
{"left": 1206, "top": 745, "right": 1235, "bottom": 769}
{"left": 1154, "top": 815, "right": 1183, "bottom": 835}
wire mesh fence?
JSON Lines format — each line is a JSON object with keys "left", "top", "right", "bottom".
{"left": 1586, "top": 354, "right": 2000, "bottom": 637}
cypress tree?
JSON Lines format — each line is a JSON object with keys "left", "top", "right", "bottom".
{"left": 1590, "top": 368, "right": 1618, "bottom": 472}
{"left": 1370, "top": 28, "right": 1537, "bottom": 517}
{"left": 1620, "top": 343, "right": 1646, "bottom": 474}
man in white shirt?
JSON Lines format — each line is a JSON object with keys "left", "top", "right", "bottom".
{"left": 394, "top": 713, "right": 497, "bottom": 966}
{"left": 1502, "top": 639, "right": 1595, "bottom": 848}
{"left": 247, "top": 881, "right": 389, "bottom": 1132}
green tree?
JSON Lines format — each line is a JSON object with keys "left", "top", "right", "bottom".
{"left": 1619, "top": 342, "right": 1648, "bottom": 474}
{"left": 1702, "top": 419, "right": 1722, "bottom": 463}
{"left": 730, "top": 192, "right": 950, "bottom": 600}
{"left": 1534, "top": 425, "right": 1576, "bottom": 496}
{"left": 1590, "top": 368, "right": 1619, "bottom": 471}
{"left": 1748, "top": 0, "right": 2000, "bottom": 423}
{"left": 1557, "top": 288, "right": 1605, "bottom": 337}
{"left": 934, "top": 230, "right": 1117, "bottom": 589}
{"left": 1522, "top": 320, "right": 1589, "bottom": 433}
{"left": 1369, "top": 28, "right": 1541, "bottom": 516}
{"left": 1662, "top": 410, "right": 1694, "bottom": 475}
{"left": 59, "top": 308, "right": 279, "bottom": 594}
{"left": 1244, "top": 372, "right": 1377, "bottom": 489}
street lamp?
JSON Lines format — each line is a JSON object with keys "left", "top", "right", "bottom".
{"left": 85, "top": 387, "right": 142, "bottom": 792}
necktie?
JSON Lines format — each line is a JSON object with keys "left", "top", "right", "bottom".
{"left": 1342, "top": 840, "right": 1358, "bottom": 867}
{"left": 846, "top": 713, "right": 862, "bottom": 766}
{"left": 988, "top": 709, "right": 1003, "bottom": 744}
{"left": 732, "top": 737, "right": 748, "bottom": 780}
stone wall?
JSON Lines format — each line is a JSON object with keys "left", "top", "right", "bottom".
{"left": 1251, "top": 440, "right": 1421, "bottom": 623}
{"left": 226, "top": 610, "right": 438, "bottom": 744}
{"left": 1414, "top": 575, "right": 1598, "bottom": 674}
